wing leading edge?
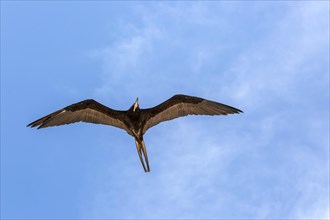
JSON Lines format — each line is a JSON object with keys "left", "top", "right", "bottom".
{"left": 142, "top": 94, "right": 243, "bottom": 133}
{"left": 27, "top": 99, "right": 127, "bottom": 130}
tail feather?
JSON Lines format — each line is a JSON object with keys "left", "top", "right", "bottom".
{"left": 141, "top": 140, "right": 150, "bottom": 172}
{"left": 135, "top": 139, "right": 150, "bottom": 172}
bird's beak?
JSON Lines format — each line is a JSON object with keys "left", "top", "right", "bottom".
{"left": 133, "top": 98, "right": 139, "bottom": 112}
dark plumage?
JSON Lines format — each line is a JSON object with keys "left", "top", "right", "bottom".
{"left": 27, "top": 94, "right": 243, "bottom": 172}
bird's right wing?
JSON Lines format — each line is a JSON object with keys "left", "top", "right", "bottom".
{"left": 142, "top": 94, "right": 242, "bottom": 133}
{"left": 27, "top": 99, "right": 127, "bottom": 130}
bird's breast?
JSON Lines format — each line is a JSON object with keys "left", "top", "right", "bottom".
{"left": 124, "top": 114, "right": 145, "bottom": 138}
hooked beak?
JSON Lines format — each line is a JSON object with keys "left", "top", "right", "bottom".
{"left": 133, "top": 97, "right": 139, "bottom": 112}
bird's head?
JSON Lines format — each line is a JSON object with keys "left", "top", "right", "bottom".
{"left": 133, "top": 97, "right": 139, "bottom": 112}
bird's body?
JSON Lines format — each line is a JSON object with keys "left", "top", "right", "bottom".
{"left": 27, "top": 94, "right": 243, "bottom": 172}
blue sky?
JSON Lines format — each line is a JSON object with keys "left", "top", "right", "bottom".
{"left": 1, "top": 1, "right": 329, "bottom": 219}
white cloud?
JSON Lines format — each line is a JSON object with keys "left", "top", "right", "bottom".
{"left": 91, "top": 24, "right": 163, "bottom": 102}
{"left": 82, "top": 1, "right": 329, "bottom": 219}
{"left": 89, "top": 2, "right": 246, "bottom": 102}
{"left": 222, "top": 2, "right": 329, "bottom": 110}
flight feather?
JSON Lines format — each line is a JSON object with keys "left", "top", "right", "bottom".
{"left": 27, "top": 99, "right": 127, "bottom": 129}
{"left": 142, "top": 94, "right": 242, "bottom": 132}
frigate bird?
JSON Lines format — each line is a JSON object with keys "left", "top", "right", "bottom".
{"left": 27, "top": 94, "right": 243, "bottom": 172}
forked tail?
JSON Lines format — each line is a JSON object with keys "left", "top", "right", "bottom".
{"left": 135, "top": 138, "right": 150, "bottom": 172}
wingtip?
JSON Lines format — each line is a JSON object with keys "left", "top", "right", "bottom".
{"left": 26, "top": 124, "right": 35, "bottom": 128}
{"left": 231, "top": 106, "right": 243, "bottom": 114}
{"left": 26, "top": 122, "right": 40, "bottom": 128}
{"left": 26, "top": 122, "right": 45, "bottom": 129}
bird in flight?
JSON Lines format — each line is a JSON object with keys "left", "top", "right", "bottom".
{"left": 27, "top": 94, "right": 242, "bottom": 172}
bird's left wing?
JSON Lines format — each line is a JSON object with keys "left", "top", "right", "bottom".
{"left": 27, "top": 99, "right": 127, "bottom": 130}
{"left": 142, "top": 94, "right": 243, "bottom": 133}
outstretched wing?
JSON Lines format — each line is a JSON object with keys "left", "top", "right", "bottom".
{"left": 142, "top": 94, "right": 242, "bottom": 133}
{"left": 27, "top": 99, "right": 127, "bottom": 130}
